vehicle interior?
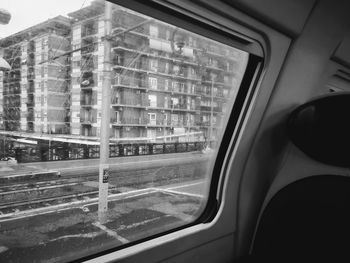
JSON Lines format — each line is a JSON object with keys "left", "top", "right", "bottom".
{"left": 92, "top": 0, "right": 350, "bottom": 262}
{"left": 1, "top": 0, "right": 350, "bottom": 262}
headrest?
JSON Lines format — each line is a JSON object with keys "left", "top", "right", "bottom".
{"left": 288, "top": 93, "right": 350, "bottom": 167}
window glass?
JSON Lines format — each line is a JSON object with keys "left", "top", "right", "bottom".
{"left": 0, "top": 0, "right": 249, "bottom": 262}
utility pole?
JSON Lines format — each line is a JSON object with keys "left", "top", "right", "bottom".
{"left": 209, "top": 77, "right": 214, "bottom": 147}
{"left": 98, "top": 1, "right": 112, "bottom": 224}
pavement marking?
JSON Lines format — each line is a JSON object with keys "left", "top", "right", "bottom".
{"left": 93, "top": 222, "right": 129, "bottom": 244}
{"left": 0, "top": 188, "right": 157, "bottom": 223}
{"left": 159, "top": 188, "right": 203, "bottom": 198}
{"left": 166, "top": 181, "right": 205, "bottom": 190}
{"left": 116, "top": 216, "right": 163, "bottom": 231}
{"left": 155, "top": 181, "right": 206, "bottom": 198}
{"left": 0, "top": 181, "right": 206, "bottom": 222}
{"left": 0, "top": 246, "right": 8, "bottom": 254}
{"left": 49, "top": 232, "right": 102, "bottom": 242}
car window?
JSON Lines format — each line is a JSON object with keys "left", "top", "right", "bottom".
{"left": 0, "top": 1, "right": 249, "bottom": 262}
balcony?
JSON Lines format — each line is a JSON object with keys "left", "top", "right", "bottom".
{"left": 213, "top": 106, "right": 223, "bottom": 112}
{"left": 26, "top": 100, "right": 34, "bottom": 107}
{"left": 113, "top": 75, "right": 148, "bottom": 90}
{"left": 27, "top": 83, "right": 35, "bottom": 93}
{"left": 113, "top": 62, "right": 149, "bottom": 73}
{"left": 81, "top": 117, "right": 93, "bottom": 124}
{"left": 148, "top": 120, "right": 171, "bottom": 126}
{"left": 197, "top": 121, "right": 210, "bottom": 126}
{"left": 112, "top": 41, "right": 138, "bottom": 51}
{"left": 80, "top": 99, "right": 94, "bottom": 107}
{"left": 215, "top": 92, "right": 224, "bottom": 98}
{"left": 27, "top": 56, "right": 35, "bottom": 67}
{"left": 81, "top": 44, "right": 97, "bottom": 55}
{"left": 200, "top": 104, "right": 212, "bottom": 109}
{"left": 27, "top": 112, "right": 34, "bottom": 121}
{"left": 82, "top": 28, "right": 98, "bottom": 38}
{"left": 80, "top": 78, "right": 95, "bottom": 88}
{"left": 81, "top": 20, "right": 98, "bottom": 38}
{"left": 112, "top": 117, "right": 148, "bottom": 126}
{"left": 112, "top": 96, "right": 148, "bottom": 108}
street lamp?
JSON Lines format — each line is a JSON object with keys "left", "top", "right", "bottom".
{"left": 170, "top": 28, "right": 186, "bottom": 56}
{"left": 0, "top": 8, "right": 11, "bottom": 25}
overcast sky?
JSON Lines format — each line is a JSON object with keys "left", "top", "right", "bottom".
{"left": 0, "top": 0, "right": 93, "bottom": 38}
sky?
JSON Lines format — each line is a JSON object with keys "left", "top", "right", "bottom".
{"left": 0, "top": 0, "right": 94, "bottom": 38}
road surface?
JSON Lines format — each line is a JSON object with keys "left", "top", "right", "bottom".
{"left": 0, "top": 179, "right": 209, "bottom": 263}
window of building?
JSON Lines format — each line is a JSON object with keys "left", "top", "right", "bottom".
{"left": 149, "top": 112, "right": 156, "bottom": 120}
{"left": 150, "top": 59, "right": 158, "bottom": 71}
{"left": 172, "top": 81, "right": 179, "bottom": 92}
{"left": 179, "top": 82, "right": 185, "bottom": 92}
{"left": 148, "top": 94, "right": 157, "bottom": 107}
{"left": 224, "top": 75, "right": 230, "bottom": 83}
{"left": 73, "top": 44, "right": 80, "bottom": 50}
{"left": 190, "top": 67, "right": 196, "bottom": 75}
{"left": 148, "top": 113, "right": 157, "bottom": 126}
{"left": 149, "top": 25, "right": 158, "bottom": 38}
{"left": 171, "top": 113, "right": 178, "bottom": 123}
{"left": 165, "top": 29, "right": 170, "bottom": 40}
{"left": 72, "top": 60, "right": 80, "bottom": 68}
{"left": 171, "top": 97, "right": 179, "bottom": 107}
{"left": 223, "top": 88, "right": 229, "bottom": 96}
{"left": 226, "top": 62, "right": 231, "bottom": 71}
{"left": 149, "top": 77, "right": 157, "bottom": 89}
{"left": 0, "top": 1, "right": 258, "bottom": 263}
{"left": 192, "top": 38, "right": 197, "bottom": 46}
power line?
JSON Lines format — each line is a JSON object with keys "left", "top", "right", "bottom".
{"left": 39, "top": 18, "right": 154, "bottom": 65}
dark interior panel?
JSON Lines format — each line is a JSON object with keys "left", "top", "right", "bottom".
{"left": 333, "top": 32, "right": 350, "bottom": 67}
{"left": 288, "top": 93, "right": 350, "bottom": 167}
{"left": 252, "top": 175, "right": 350, "bottom": 262}
{"left": 222, "top": 0, "right": 316, "bottom": 36}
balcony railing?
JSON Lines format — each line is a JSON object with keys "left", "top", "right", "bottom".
{"left": 112, "top": 117, "right": 148, "bottom": 125}
{"left": 81, "top": 45, "right": 97, "bottom": 55}
{"left": 80, "top": 117, "right": 94, "bottom": 124}
{"left": 80, "top": 99, "right": 94, "bottom": 106}
{"left": 26, "top": 100, "right": 34, "bottom": 107}
{"left": 112, "top": 97, "right": 148, "bottom": 107}
{"left": 81, "top": 28, "right": 98, "bottom": 38}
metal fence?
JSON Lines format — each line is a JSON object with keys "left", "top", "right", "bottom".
{"left": 13, "top": 141, "right": 207, "bottom": 163}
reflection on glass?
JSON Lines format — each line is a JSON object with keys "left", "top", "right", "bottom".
{"left": 0, "top": 0, "right": 248, "bottom": 262}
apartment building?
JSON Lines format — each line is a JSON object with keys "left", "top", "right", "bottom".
{"left": 0, "top": 16, "right": 71, "bottom": 134}
{"left": 0, "top": 1, "right": 247, "bottom": 143}
{"left": 68, "top": 1, "right": 246, "bottom": 142}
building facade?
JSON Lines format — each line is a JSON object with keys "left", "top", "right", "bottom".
{"left": 0, "top": 16, "right": 71, "bottom": 134}
{"left": 0, "top": 1, "right": 247, "bottom": 143}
